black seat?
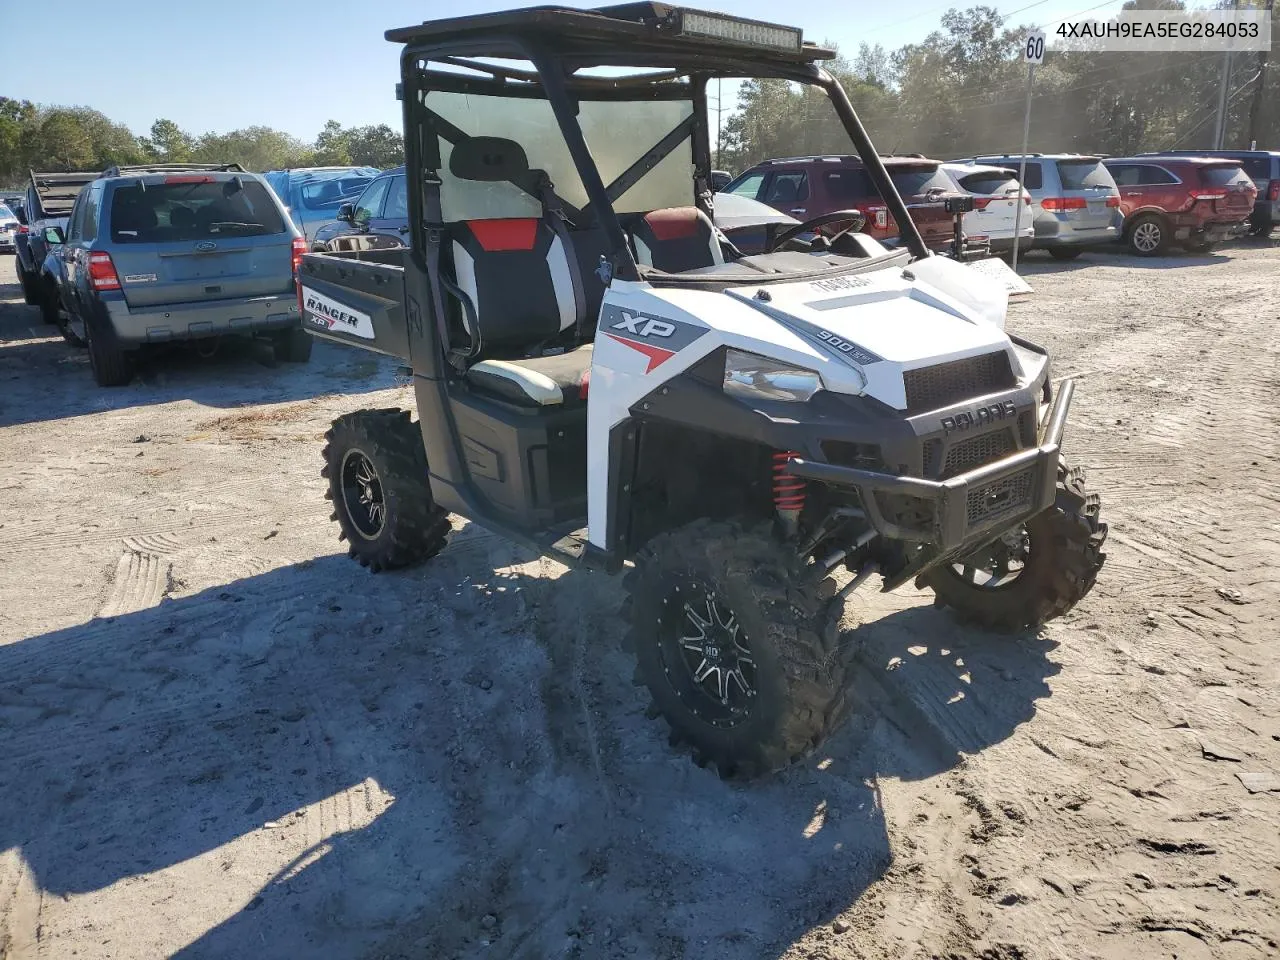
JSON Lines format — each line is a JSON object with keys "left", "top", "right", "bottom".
{"left": 629, "top": 206, "right": 725, "bottom": 273}
{"left": 441, "top": 136, "right": 598, "bottom": 408}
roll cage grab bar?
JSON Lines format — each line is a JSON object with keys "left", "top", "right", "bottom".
{"left": 398, "top": 36, "right": 931, "bottom": 282}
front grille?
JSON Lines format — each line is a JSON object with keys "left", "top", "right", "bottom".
{"left": 903, "top": 352, "right": 1016, "bottom": 414}
{"left": 1018, "top": 410, "right": 1038, "bottom": 446}
{"left": 943, "top": 429, "right": 1015, "bottom": 478}
{"left": 966, "top": 468, "right": 1035, "bottom": 527}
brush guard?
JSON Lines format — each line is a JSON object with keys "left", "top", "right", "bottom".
{"left": 785, "top": 380, "right": 1074, "bottom": 568}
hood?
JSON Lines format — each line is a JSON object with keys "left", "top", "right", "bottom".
{"left": 650, "top": 256, "right": 1023, "bottom": 412}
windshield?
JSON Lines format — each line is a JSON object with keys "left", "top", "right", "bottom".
{"left": 422, "top": 87, "right": 692, "bottom": 221}
{"left": 0, "top": 203, "right": 12, "bottom": 220}
{"left": 1058, "top": 160, "right": 1113, "bottom": 190}
{"left": 410, "top": 63, "right": 909, "bottom": 282}
{"left": 108, "top": 180, "right": 287, "bottom": 243}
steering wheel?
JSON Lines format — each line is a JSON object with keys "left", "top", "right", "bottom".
{"left": 766, "top": 209, "right": 868, "bottom": 253}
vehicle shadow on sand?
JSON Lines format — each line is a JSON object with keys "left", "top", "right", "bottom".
{"left": 0, "top": 527, "right": 1060, "bottom": 959}
{"left": 0, "top": 284, "right": 392, "bottom": 429}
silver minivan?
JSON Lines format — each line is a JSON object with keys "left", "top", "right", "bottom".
{"left": 963, "top": 153, "right": 1122, "bottom": 259}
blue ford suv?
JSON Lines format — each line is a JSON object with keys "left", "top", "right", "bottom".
{"left": 47, "top": 163, "right": 308, "bottom": 386}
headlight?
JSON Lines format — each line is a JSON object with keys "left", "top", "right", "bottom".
{"left": 723, "top": 349, "right": 823, "bottom": 403}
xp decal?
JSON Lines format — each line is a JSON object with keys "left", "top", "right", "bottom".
{"left": 302, "top": 287, "right": 376, "bottom": 340}
{"left": 600, "top": 303, "right": 707, "bottom": 373}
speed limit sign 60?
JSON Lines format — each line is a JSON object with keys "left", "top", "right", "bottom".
{"left": 1024, "top": 30, "right": 1046, "bottom": 64}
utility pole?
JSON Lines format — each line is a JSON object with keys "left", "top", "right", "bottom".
{"left": 1247, "top": 0, "right": 1274, "bottom": 149}
{"left": 1214, "top": 0, "right": 1240, "bottom": 149}
{"left": 716, "top": 77, "right": 723, "bottom": 169}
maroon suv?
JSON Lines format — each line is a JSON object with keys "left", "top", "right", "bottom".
{"left": 1103, "top": 156, "right": 1257, "bottom": 255}
{"left": 722, "top": 155, "right": 968, "bottom": 251}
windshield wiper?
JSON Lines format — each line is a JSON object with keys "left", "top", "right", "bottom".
{"left": 208, "top": 222, "right": 270, "bottom": 234}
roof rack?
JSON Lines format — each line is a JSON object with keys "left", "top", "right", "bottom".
{"left": 100, "top": 162, "right": 246, "bottom": 178}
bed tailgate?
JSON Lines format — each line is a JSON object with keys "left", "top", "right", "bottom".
{"left": 297, "top": 251, "right": 411, "bottom": 361}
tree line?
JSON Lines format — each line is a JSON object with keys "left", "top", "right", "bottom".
{"left": 0, "top": 103, "right": 404, "bottom": 188}
{"left": 721, "top": 0, "right": 1276, "bottom": 171}
{"left": 4, "top": 0, "right": 1273, "bottom": 188}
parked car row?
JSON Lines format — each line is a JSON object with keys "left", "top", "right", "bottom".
{"left": 3, "top": 144, "right": 1273, "bottom": 391}
{"left": 718, "top": 148, "right": 1276, "bottom": 259}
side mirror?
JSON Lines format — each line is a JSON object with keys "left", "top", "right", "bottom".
{"left": 337, "top": 202, "right": 355, "bottom": 224}
{"left": 44, "top": 225, "right": 65, "bottom": 245}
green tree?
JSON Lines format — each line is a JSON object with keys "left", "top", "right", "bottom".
{"left": 191, "top": 126, "right": 313, "bottom": 171}
{"left": 312, "top": 119, "right": 352, "bottom": 165}
{"left": 343, "top": 124, "right": 403, "bottom": 167}
{"left": 142, "top": 118, "right": 194, "bottom": 162}
{"left": 0, "top": 98, "right": 37, "bottom": 185}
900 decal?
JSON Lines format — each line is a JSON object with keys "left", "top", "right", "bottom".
{"left": 813, "top": 329, "right": 880, "bottom": 367}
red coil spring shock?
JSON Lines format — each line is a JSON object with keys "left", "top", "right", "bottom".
{"left": 771, "top": 450, "right": 806, "bottom": 516}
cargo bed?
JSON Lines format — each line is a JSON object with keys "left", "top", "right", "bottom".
{"left": 297, "top": 248, "right": 413, "bottom": 361}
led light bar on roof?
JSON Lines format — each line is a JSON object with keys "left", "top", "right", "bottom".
{"left": 675, "top": 9, "right": 803, "bottom": 51}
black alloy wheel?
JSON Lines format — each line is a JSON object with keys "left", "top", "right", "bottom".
{"left": 656, "top": 580, "right": 758, "bottom": 729}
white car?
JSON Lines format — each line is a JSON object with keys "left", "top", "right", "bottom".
{"left": 943, "top": 162, "right": 1034, "bottom": 253}
{"left": 0, "top": 203, "right": 18, "bottom": 252}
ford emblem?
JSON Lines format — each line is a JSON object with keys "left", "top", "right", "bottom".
{"left": 195, "top": 240, "right": 217, "bottom": 252}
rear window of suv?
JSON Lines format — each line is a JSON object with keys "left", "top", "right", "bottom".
{"left": 299, "top": 175, "right": 374, "bottom": 211}
{"left": 889, "top": 165, "right": 955, "bottom": 197}
{"left": 1056, "top": 159, "right": 1114, "bottom": 190}
{"left": 1199, "top": 164, "right": 1252, "bottom": 187}
{"left": 956, "top": 171, "right": 1018, "bottom": 194}
{"left": 108, "top": 180, "right": 287, "bottom": 243}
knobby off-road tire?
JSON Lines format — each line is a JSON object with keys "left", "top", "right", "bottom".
{"left": 272, "top": 326, "right": 314, "bottom": 363}
{"left": 84, "top": 311, "right": 135, "bottom": 387}
{"left": 925, "top": 461, "right": 1107, "bottom": 632}
{"left": 624, "top": 518, "right": 852, "bottom": 779}
{"left": 321, "top": 408, "right": 450, "bottom": 572}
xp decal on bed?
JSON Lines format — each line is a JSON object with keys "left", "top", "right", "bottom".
{"left": 299, "top": 3, "right": 1108, "bottom": 780}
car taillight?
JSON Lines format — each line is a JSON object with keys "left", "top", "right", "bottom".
{"left": 17, "top": 224, "right": 27, "bottom": 235}
{"left": 865, "top": 205, "right": 889, "bottom": 229}
{"left": 1041, "top": 197, "right": 1088, "bottom": 212}
{"left": 1188, "top": 190, "right": 1227, "bottom": 201}
{"left": 89, "top": 251, "right": 121, "bottom": 291}
{"left": 1105, "top": 195, "right": 1121, "bottom": 207}
{"left": 1267, "top": 181, "right": 1279, "bottom": 201}
{"left": 971, "top": 198, "right": 993, "bottom": 210}
{"left": 165, "top": 175, "right": 215, "bottom": 184}
{"left": 291, "top": 236, "right": 306, "bottom": 277}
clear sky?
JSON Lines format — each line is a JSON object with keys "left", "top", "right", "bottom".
{"left": 11, "top": 0, "right": 1128, "bottom": 142}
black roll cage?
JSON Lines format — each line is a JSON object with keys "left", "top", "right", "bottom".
{"left": 397, "top": 30, "right": 929, "bottom": 273}
{"left": 391, "top": 12, "right": 929, "bottom": 388}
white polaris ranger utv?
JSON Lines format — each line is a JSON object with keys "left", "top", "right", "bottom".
{"left": 299, "top": 4, "right": 1108, "bottom": 778}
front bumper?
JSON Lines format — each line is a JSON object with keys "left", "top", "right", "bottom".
{"left": 786, "top": 379, "right": 1074, "bottom": 556}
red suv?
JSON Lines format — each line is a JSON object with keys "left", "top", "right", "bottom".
{"left": 1102, "top": 156, "right": 1257, "bottom": 255}
{"left": 722, "top": 155, "right": 968, "bottom": 251}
